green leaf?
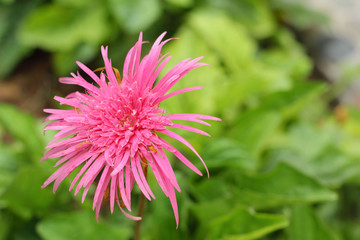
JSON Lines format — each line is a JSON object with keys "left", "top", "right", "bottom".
{"left": 340, "top": 106, "right": 360, "bottom": 157}
{"left": 234, "top": 163, "right": 337, "bottom": 209}
{"left": 0, "top": 146, "right": 18, "bottom": 198}
{"left": 339, "top": 220, "right": 360, "bottom": 240}
{"left": 271, "top": 148, "right": 360, "bottom": 188}
{"left": 52, "top": 43, "right": 98, "bottom": 75}
{"left": 0, "top": 213, "right": 9, "bottom": 240}
{"left": 162, "top": 16, "right": 274, "bottom": 125}
{"left": 161, "top": 24, "right": 225, "bottom": 117}
{"left": 0, "top": 33, "right": 31, "bottom": 78}
{"left": 0, "top": 0, "right": 41, "bottom": 78}
{"left": 289, "top": 205, "right": 340, "bottom": 240}
{"left": 19, "top": 2, "right": 111, "bottom": 51}
{"left": 192, "top": 163, "right": 337, "bottom": 210}
{"left": 191, "top": 199, "right": 233, "bottom": 226}
{"left": 54, "top": 0, "right": 88, "bottom": 7}
{"left": 207, "top": 0, "right": 276, "bottom": 38}
{"left": 108, "top": 0, "right": 162, "bottom": 33}
{"left": 288, "top": 122, "right": 334, "bottom": 160}
{"left": 204, "top": 138, "right": 257, "bottom": 171}
{"left": 11, "top": 218, "right": 42, "bottom": 240}
{"left": 37, "top": 211, "right": 131, "bottom": 240}
{"left": 272, "top": 1, "right": 329, "bottom": 30}
{"left": 188, "top": 9, "right": 255, "bottom": 72}
{"left": 2, "top": 167, "right": 55, "bottom": 219}
{"left": 270, "top": 122, "right": 360, "bottom": 187}
{"left": 165, "top": 0, "right": 193, "bottom": 8}
{"left": 0, "top": 104, "right": 44, "bottom": 163}
{"left": 260, "top": 29, "right": 312, "bottom": 80}
{"left": 259, "top": 82, "right": 326, "bottom": 119}
{"left": 230, "top": 111, "right": 281, "bottom": 159}
{"left": 206, "top": 205, "right": 288, "bottom": 240}
{"left": 0, "top": 0, "right": 15, "bottom": 4}
{"left": 143, "top": 171, "right": 192, "bottom": 239}
{"left": 162, "top": 10, "right": 303, "bottom": 125}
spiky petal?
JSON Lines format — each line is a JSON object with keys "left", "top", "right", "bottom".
{"left": 42, "top": 32, "right": 221, "bottom": 227}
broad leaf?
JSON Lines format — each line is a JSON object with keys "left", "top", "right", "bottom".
{"left": 272, "top": 1, "right": 329, "bottom": 30}
{"left": 0, "top": 104, "right": 44, "bottom": 163}
{"left": 19, "top": 2, "right": 111, "bottom": 51}
{"left": 206, "top": 205, "right": 288, "bottom": 240}
{"left": 232, "top": 163, "right": 337, "bottom": 209}
{"left": 259, "top": 29, "right": 312, "bottom": 81}
{"left": 269, "top": 121, "right": 360, "bottom": 187}
{"left": 192, "top": 163, "right": 337, "bottom": 210}
{"left": 206, "top": 0, "right": 276, "bottom": 38}
{"left": 2, "top": 167, "right": 55, "bottom": 219}
{"left": 0, "top": 146, "right": 18, "bottom": 197}
{"left": 165, "top": 0, "right": 193, "bottom": 8}
{"left": 0, "top": 0, "right": 41, "bottom": 78}
{"left": 108, "top": 0, "right": 162, "bottom": 33}
{"left": 37, "top": 211, "right": 131, "bottom": 240}
{"left": 143, "top": 171, "right": 192, "bottom": 239}
{"left": 0, "top": 213, "right": 9, "bottom": 240}
{"left": 188, "top": 10, "right": 255, "bottom": 72}
{"left": 52, "top": 43, "right": 98, "bottom": 75}
{"left": 204, "top": 138, "right": 257, "bottom": 171}
{"left": 259, "top": 82, "right": 326, "bottom": 119}
{"left": 289, "top": 205, "right": 340, "bottom": 240}
{"left": 229, "top": 110, "right": 281, "bottom": 159}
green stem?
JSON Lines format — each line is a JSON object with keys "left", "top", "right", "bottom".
{"left": 133, "top": 164, "right": 148, "bottom": 240}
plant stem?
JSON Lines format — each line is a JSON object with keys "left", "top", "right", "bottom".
{"left": 133, "top": 164, "right": 148, "bottom": 240}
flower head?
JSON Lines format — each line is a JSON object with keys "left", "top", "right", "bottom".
{"left": 42, "top": 32, "right": 220, "bottom": 226}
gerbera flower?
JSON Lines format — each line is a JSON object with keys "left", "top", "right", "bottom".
{"left": 41, "top": 32, "right": 220, "bottom": 227}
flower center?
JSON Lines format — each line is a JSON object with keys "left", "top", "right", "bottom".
{"left": 83, "top": 85, "right": 171, "bottom": 155}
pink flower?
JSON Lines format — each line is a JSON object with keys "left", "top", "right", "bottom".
{"left": 41, "top": 32, "right": 220, "bottom": 227}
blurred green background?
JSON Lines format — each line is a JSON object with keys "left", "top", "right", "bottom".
{"left": 1, "top": 0, "right": 360, "bottom": 239}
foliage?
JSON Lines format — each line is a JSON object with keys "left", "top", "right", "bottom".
{"left": 1, "top": 0, "right": 360, "bottom": 239}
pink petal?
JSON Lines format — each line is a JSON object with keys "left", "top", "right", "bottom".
{"left": 160, "top": 86, "right": 204, "bottom": 102}
{"left": 54, "top": 151, "right": 77, "bottom": 167}
{"left": 155, "top": 148, "right": 181, "bottom": 192}
{"left": 76, "top": 61, "right": 103, "bottom": 87}
{"left": 75, "top": 154, "right": 105, "bottom": 195}
{"left": 41, "top": 33, "right": 220, "bottom": 226}
{"left": 135, "top": 154, "right": 155, "bottom": 198}
{"left": 81, "top": 182, "right": 93, "bottom": 203}
{"left": 112, "top": 150, "right": 130, "bottom": 176}
{"left": 148, "top": 159, "right": 168, "bottom": 197}
{"left": 118, "top": 169, "right": 131, "bottom": 211}
{"left": 166, "top": 113, "right": 222, "bottom": 123}
{"left": 125, "top": 163, "right": 132, "bottom": 206}
{"left": 59, "top": 75, "right": 100, "bottom": 94}
{"left": 119, "top": 205, "right": 141, "bottom": 221}
{"left": 169, "top": 123, "right": 210, "bottom": 137}
{"left": 130, "top": 155, "right": 151, "bottom": 200}
{"left": 161, "top": 139, "right": 202, "bottom": 176}
{"left": 93, "top": 165, "right": 110, "bottom": 210}
{"left": 69, "top": 154, "right": 98, "bottom": 191}
{"left": 160, "top": 129, "right": 209, "bottom": 177}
